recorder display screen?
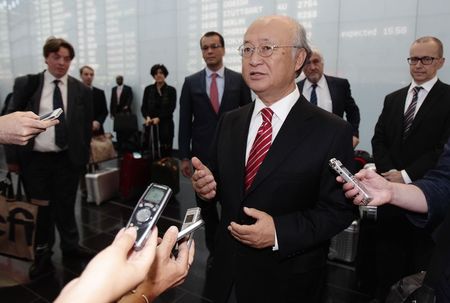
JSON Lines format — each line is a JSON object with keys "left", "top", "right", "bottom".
{"left": 145, "top": 187, "right": 165, "bottom": 203}
{"left": 185, "top": 214, "right": 195, "bottom": 223}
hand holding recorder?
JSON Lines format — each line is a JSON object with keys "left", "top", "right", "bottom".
{"left": 329, "top": 158, "right": 373, "bottom": 205}
{"left": 0, "top": 111, "right": 59, "bottom": 145}
{"left": 337, "top": 168, "right": 396, "bottom": 207}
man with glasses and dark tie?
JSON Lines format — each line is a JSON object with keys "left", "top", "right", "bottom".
{"left": 6, "top": 37, "right": 94, "bottom": 279}
{"left": 190, "top": 16, "right": 354, "bottom": 302}
{"left": 369, "top": 36, "right": 450, "bottom": 302}
{"left": 178, "top": 31, "right": 251, "bottom": 265}
{"left": 297, "top": 48, "right": 361, "bottom": 148}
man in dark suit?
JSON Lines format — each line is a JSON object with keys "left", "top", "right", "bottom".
{"left": 80, "top": 65, "right": 108, "bottom": 134}
{"left": 297, "top": 49, "right": 361, "bottom": 147}
{"left": 191, "top": 16, "right": 355, "bottom": 303}
{"left": 178, "top": 31, "right": 252, "bottom": 258}
{"left": 371, "top": 36, "right": 450, "bottom": 302}
{"left": 6, "top": 37, "right": 94, "bottom": 279}
{"left": 79, "top": 65, "right": 109, "bottom": 199}
{"left": 110, "top": 75, "right": 134, "bottom": 151}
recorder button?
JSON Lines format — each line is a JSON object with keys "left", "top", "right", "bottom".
{"left": 136, "top": 208, "right": 152, "bottom": 222}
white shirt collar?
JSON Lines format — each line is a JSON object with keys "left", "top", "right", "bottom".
{"left": 410, "top": 76, "right": 438, "bottom": 93}
{"left": 305, "top": 75, "right": 325, "bottom": 89}
{"left": 206, "top": 66, "right": 225, "bottom": 78}
{"left": 45, "top": 70, "right": 68, "bottom": 86}
{"left": 253, "top": 85, "right": 300, "bottom": 122}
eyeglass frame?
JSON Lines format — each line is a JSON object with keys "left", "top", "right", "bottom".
{"left": 407, "top": 56, "right": 441, "bottom": 65}
{"left": 238, "top": 43, "right": 303, "bottom": 58}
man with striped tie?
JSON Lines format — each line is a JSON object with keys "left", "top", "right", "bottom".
{"left": 370, "top": 36, "right": 450, "bottom": 302}
{"left": 191, "top": 15, "right": 354, "bottom": 303}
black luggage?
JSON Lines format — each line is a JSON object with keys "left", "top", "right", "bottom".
{"left": 146, "top": 124, "right": 180, "bottom": 194}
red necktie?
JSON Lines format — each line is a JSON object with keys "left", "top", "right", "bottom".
{"left": 245, "top": 108, "right": 273, "bottom": 191}
{"left": 210, "top": 73, "right": 220, "bottom": 113}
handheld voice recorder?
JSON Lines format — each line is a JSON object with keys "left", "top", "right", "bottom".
{"left": 177, "top": 207, "right": 203, "bottom": 244}
{"left": 329, "top": 158, "right": 373, "bottom": 206}
{"left": 39, "top": 108, "right": 63, "bottom": 121}
{"left": 126, "top": 183, "right": 172, "bottom": 250}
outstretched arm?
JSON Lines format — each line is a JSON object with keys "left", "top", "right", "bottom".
{"left": 339, "top": 168, "right": 428, "bottom": 213}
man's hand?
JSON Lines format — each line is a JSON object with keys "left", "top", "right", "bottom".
{"left": 337, "top": 169, "right": 393, "bottom": 206}
{"left": 191, "top": 157, "right": 216, "bottom": 200}
{"left": 381, "top": 169, "right": 404, "bottom": 183}
{"left": 352, "top": 136, "right": 360, "bottom": 148}
{"left": 0, "top": 111, "right": 59, "bottom": 145}
{"left": 152, "top": 117, "right": 160, "bottom": 125}
{"left": 228, "top": 207, "right": 275, "bottom": 249}
{"left": 92, "top": 120, "right": 101, "bottom": 131}
{"left": 181, "top": 159, "right": 192, "bottom": 177}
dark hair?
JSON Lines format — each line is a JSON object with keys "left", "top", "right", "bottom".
{"left": 43, "top": 36, "right": 75, "bottom": 59}
{"left": 150, "top": 64, "right": 169, "bottom": 77}
{"left": 200, "top": 31, "right": 225, "bottom": 48}
{"left": 79, "top": 65, "right": 94, "bottom": 75}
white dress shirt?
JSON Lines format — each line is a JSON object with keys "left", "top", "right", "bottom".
{"left": 116, "top": 84, "right": 123, "bottom": 102}
{"left": 34, "top": 70, "right": 68, "bottom": 152}
{"left": 302, "top": 76, "right": 332, "bottom": 112}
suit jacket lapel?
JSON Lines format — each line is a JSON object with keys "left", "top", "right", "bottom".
{"left": 246, "top": 97, "right": 314, "bottom": 195}
{"left": 394, "top": 87, "right": 409, "bottom": 139}
{"left": 32, "top": 73, "right": 45, "bottom": 113}
{"left": 221, "top": 68, "right": 230, "bottom": 112}
{"left": 233, "top": 103, "right": 255, "bottom": 196}
{"left": 410, "top": 80, "right": 443, "bottom": 133}
{"left": 325, "top": 75, "right": 338, "bottom": 113}
{"left": 67, "top": 76, "right": 76, "bottom": 124}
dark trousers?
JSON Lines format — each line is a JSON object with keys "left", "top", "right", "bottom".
{"left": 196, "top": 195, "right": 219, "bottom": 255}
{"left": 374, "top": 205, "right": 435, "bottom": 300}
{"left": 222, "top": 266, "right": 326, "bottom": 303}
{"left": 20, "top": 151, "right": 81, "bottom": 252}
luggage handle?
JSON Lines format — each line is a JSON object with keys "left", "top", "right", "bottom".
{"left": 149, "top": 124, "right": 161, "bottom": 160}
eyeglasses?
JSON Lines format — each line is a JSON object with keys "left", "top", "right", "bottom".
{"left": 407, "top": 56, "right": 440, "bottom": 65}
{"left": 201, "top": 44, "right": 222, "bottom": 51}
{"left": 238, "top": 43, "right": 302, "bottom": 58}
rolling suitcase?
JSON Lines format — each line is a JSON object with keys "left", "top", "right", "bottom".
{"left": 151, "top": 157, "right": 180, "bottom": 194}
{"left": 147, "top": 125, "right": 180, "bottom": 194}
{"left": 85, "top": 167, "right": 119, "bottom": 205}
{"left": 119, "top": 152, "right": 151, "bottom": 200}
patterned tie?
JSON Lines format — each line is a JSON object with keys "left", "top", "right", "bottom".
{"left": 403, "top": 86, "right": 422, "bottom": 140}
{"left": 244, "top": 108, "right": 273, "bottom": 192}
{"left": 210, "top": 73, "right": 220, "bottom": 113}
{"left": 53, "top": 80, "right": 67, "bottom": 148}
{"left": 310, "top": 84, "right": 318, "bottom": 105}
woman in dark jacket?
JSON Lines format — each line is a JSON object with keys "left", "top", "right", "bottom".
{"left": 141, "top": 64, "right": 177, "bottom": 157}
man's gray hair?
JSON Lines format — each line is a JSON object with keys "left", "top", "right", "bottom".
{"left": 291, "top": 19, "right": 312, "bottom": 58}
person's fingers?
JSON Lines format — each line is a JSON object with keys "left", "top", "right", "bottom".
{"left": 158, "top": 226, "right": 178, "bottom": 253}
{"left": 112, "top": 227, "right": 137, "bottom": 255}
{"left": 191, "top": 157, "right": 206, "bottom": 171}
{"left": 139, "top": 227, "right": 158, "bottom": 253}
{"left": 242, "top": 207, "right": 263, "bottom": 219}
{"left": 22, "top": 111, "right": 40, "bottom": 119}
